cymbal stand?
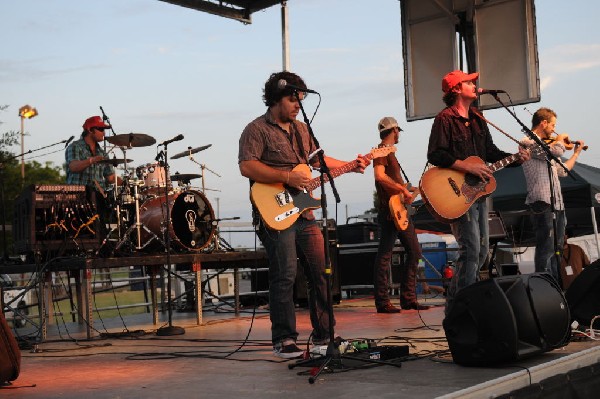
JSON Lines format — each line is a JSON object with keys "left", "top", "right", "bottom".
{"left": 114, "top": 179, "right": 163, "bottom": 252}
{"left": 186, "top": 154, "right": 221, "bottom": 194}
{"left": 185, "top": 154, "right": 227, "bottom": 250}
{"left": 112, "top": 146, "right": 131, "bottom": 239}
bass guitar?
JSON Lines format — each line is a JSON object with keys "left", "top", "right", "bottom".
{"left": 419, "top": 153, "right": 521, "bottom": 223}
{"left": 252, "top": 146, "right": 396, "bottom": 230}
{"left": 388, "top": 186, "right": 420, "bottom": 231}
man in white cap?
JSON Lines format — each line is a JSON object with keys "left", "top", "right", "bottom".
{"left": 372, "top": 116, "right": 429, "bottom": 313}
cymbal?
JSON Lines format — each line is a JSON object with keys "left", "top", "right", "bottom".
{"left": 105, "top": 133, "right": 156, "bottom": 147}
{"left": 170, "top": 173, "right": 202, "bottom": 182}
{"left": 171, "top": 144, "right": 212, "bottom": 159}
{"left": 97, "top": 158, "right": 133, "bottom": 166}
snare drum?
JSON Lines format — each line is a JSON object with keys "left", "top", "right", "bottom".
{"left": 139, "top": 189, "right": 216, "bottom": 251}
{"left": 136, "top": 162, "right": 171, "bottom": 195}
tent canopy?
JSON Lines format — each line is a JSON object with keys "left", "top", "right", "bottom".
{"left": 158, "top": 0, "right": 282, "bottom": 23}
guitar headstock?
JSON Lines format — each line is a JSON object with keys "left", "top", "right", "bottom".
{"left": 370, "top": 145, "right": 396, "bottom": 159}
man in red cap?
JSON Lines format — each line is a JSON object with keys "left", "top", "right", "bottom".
{"left": 425, "top": 70, "right": 530, "bottom": 315}
{"left": 66, "top": 116, "right": 116, "bottom": 190}
{"left": 65, "top": 116, "right": 119, "bottom": 244}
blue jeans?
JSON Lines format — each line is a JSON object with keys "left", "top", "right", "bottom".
{"left": 257, "top": 217, "right": 332, "bottom": 345}
{"left": 530, "top": 201, "right": 566, "bottom": 283}
{"left": 373, "top": 212, "right": 421, "bottom": 308}
{"left": 446, "top": 199, "right": 490, "bottom": 315}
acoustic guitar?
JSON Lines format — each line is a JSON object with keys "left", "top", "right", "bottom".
{"left": 251, "top": 146, "right": 396, "bottom": 230}
{"left": 419, "top": 153, "right": 521, "bottom": 223}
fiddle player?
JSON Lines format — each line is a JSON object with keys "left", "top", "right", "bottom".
{"left": 426, "top": 70, "right": 530, "bottom": 315}
{"left": 520, "top": 107, "right": 585, "bottom": 284}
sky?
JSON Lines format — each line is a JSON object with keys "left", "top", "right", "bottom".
{"left": 3, "top": 0, "right": 600, "bottom": 248}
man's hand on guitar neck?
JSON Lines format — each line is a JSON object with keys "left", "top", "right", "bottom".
{"left": 453, "top": 158, "right": 493, "bottom": 181}
{"left": 517, "top": 146, "right": 531, "bottom": 163}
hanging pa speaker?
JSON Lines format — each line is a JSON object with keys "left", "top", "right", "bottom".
{"left": 565, "top": 260, "right": 600, "bottom": 327}
{"left": 443, "top": 273, "right": 571, "bottom": 366}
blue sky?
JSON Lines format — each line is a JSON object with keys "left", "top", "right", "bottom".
{"left": 2, "top": 0, "right": 600, "bottom": 247}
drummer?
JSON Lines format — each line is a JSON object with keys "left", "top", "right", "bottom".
{"left": 66, "top": 115, "right": 118, "bottom": 191}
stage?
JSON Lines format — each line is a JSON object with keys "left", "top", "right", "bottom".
{"left": 3, "top": 293, "right": 600, "bottom": 398}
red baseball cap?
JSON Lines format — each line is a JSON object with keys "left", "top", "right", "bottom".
{"left": 442, "top": 70, "right": 479, "bottom": 93}
{"left": 83, "top": 116, "right": 111, "bottom": 131}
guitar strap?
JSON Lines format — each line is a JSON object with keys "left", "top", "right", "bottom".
{"left": 472, "top": 108, "right": 521, "bottom": 145}
{"left": 292, "top": 122, "right": 309, "bottom": 164}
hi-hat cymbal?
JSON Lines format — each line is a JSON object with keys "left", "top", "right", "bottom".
{"left": 106, "top": 133, "right": 156, "bottom": 147}
{"left": 170, "top": 173, "right": 202, "bottom": 182}
{"left": 97, "top": 158, "right": 133, "bottom": 166}
{"left": 171, "top": 144, "right": 212, "bottom": 159}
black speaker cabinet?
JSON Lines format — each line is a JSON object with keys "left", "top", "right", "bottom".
{"left": 443, "top": 273, "right": 571, "bottom": 366}
{"left": 565, "top": 260, "right": 600, "bottom": 327}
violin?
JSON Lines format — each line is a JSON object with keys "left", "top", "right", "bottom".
{"left": 543, "top": 133, "right": 588, "bottom": 151}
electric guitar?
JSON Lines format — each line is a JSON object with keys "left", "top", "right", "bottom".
{"left": 388, "top": 186, "right": 420, "bottom": 231}
{"left": 251, "top": 146, "right": 396, "bottom": 230}
{"left": 419, "top": 153, "right": 521, "bottom": 223}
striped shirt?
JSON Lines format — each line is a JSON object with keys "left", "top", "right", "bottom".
{"left": 520, "top": 135, "right": 567, "bottom": 210}
{"left": 65, "top": 138, "right": 114, "bottom": 190}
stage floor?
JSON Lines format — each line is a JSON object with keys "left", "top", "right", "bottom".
{"left": 3, "top": 294, "right": 600, "bottom": 399}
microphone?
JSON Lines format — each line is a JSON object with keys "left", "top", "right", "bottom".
{"left": 277, "top": 79, "right": 319, "bottom": 94}
{"left": 64, "top": 135, "right": 75, "bottom": 148}
{"left": 160, "top": 134, "right": 184, "bottom": 146}
{"left": 478, "top": 88, "right": 507, "bottom": 95}
{"left": 99, "top": 106, "right": 108, "bottom": 121}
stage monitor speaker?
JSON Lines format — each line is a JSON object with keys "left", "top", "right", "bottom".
{"left": 565, "top": 260, "right": 600, "bottom": 327}
{"left": 443, "top": 273, "right": 570, "bottom": 366}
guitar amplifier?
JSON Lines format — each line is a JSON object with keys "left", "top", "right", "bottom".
{"left": 488, "top": 211, "right": 507, "bottom": 242}
{"left": 13, "top": 184, "right": 100, "bottom": 257}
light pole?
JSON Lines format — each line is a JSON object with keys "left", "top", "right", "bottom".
{"left": 18, "top": 105, "right": 38, "bottom": 183}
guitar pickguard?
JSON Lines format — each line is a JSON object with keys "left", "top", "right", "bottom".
{"left": 461, "top": 174, "right": 489, "bottom": 203}
{"left": 274, "top": 190, "right": 293, "bottom": 206}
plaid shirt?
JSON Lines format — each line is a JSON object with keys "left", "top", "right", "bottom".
{"left": 65, "top": 137, "right": 114, "bottom": 190}
{"left": 519, "top": 135, "right": 567, "bottom": 210}
{"left": 238, "top": 110, "right": 317, "bottom": 170}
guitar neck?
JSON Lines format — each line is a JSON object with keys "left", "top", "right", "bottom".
{"left": 489, "top": 153, "right": 521, "bottom": 173}
{"left": 306, "top": 153, "right": 375, "bottom": 191}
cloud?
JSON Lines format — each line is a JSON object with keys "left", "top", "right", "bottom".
{"left": 0, "top": 58, "right": 109, "bottom": 82}
{"left": 540, "top": 43, "right": 600, "bottom": 89}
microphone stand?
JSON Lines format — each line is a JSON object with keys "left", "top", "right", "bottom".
{"left": 289, "top": 91, "right": 399, "bottom": 382}
{"left": 156, "top": 142, "right": 185, "bottom": 336}
{"left": 485, "top": 93, "right": 572, "bottom": 284}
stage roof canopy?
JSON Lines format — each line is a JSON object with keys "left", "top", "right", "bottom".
{"left": 158, "top": 0, "right": 282, "bottom": 23}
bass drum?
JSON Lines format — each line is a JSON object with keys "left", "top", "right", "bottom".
{"left": 139, "top": 190, "right": 216, "bottom": 251}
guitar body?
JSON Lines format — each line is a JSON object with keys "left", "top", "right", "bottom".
{"left": 388, "top": 187, "right": 419, "bottom": 231}
{"left": 251, "top": 164, "right": 320, "bottom": 231}
{"left": 389, "top": 194, "right": 409, "bottom": 231}
{"left": 419, "top": 156, "right": 497, "bottom": 223}
{"left": 251, "top": 146, "right": 396, "bottom": 231}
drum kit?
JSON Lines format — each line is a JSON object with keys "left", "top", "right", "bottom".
{"left": 98, "top": 133, "right": 220, "bottom": 255}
